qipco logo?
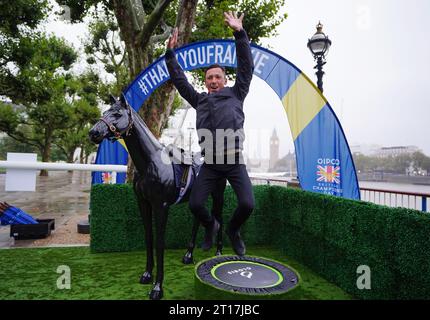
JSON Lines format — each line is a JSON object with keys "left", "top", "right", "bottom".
{"left": 317, "top": 158, "right": 340, "bottom": 166}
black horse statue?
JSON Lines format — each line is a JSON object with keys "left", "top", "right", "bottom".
{"left": 89, "top": 95, "right": 226, "bottom": 300}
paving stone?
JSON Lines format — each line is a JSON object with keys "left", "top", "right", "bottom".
{"left": 0, "top": 171, "right": 91, "bottom": 248}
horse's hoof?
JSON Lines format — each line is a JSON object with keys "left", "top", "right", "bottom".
{"left": 182, "top": 251, "right": 194, "bottom": 265}
{"left": 149, "top": 288, "right": 163, "bottom": 300}
{"left": 215, "top": 250, "right": 222, "bottom": 256}
{"left": 139, "top": 271, "right": 153, "bottom": 284}
{"left": 182, "top": 256, "right": 194, "bottom": 264}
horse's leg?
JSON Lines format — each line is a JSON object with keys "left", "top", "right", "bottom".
{"left": 135, "top": 192, "right": 154, "bottom": 285}
{"left": 149, "top": 202, "right": 169, "bottom": 300}
{"left": 182, "top": 217, "right": 199, "bottom": 264}
{"left": 212, "top": 178, "right": 227, "bottom": 256}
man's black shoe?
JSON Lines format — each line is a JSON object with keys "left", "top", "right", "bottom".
{"left": 202, "top": 219, "right": 220, "bottom": 251}
{"left": 226, "top": 227, "right": 246, "bottom": 256}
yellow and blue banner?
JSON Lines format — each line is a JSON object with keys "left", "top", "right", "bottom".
{"left": 93, "top": 40, "right": 360, "bottom": 200}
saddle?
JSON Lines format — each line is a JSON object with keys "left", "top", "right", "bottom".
{"left": 166, "top": 144, "right": 203, "bottom": 204}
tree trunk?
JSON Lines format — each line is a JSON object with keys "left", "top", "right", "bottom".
{"left": 153, "top": 0, "right": 198, "bottom": 134}
{"left": 112, "top": 0, "right": 197, "bottom": 183}
{"left": 175, "top": 0, "right": 198, "bottom": 45}
{"left": 40, "top": 143, "right": 51, "bottom": 176}
{"left": 153, "top": 0, "right": 198, "bottom": 135}
{"left": 67, "top": 151, "right": 74, "bottom": 163}
{"left": 135, "top": 0, "right": 198, "bottom": 138}
{"left": 126, "top": 154, "right": 134, "bottom": 183}
{"left": 113, "top": 0, "right": 150, "bottom": 79}
{"left": 67, "top": 151, "right": 75, "bottom": 173}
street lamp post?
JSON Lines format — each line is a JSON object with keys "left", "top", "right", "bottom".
{"left": 307, "top": 22, "right": 332, "bottom": 93}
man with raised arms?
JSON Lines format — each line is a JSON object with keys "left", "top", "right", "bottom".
{"left": 165, "top": 12, "right": 254, "bottom": 256}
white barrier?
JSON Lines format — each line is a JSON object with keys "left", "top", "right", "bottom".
{"left": 0, "top": 158, "right": 290, "bottom": 191}
{"left": 0, "top": 161, "right": 127, "bottom": 172}
{"left": 1, "top": 154, "right": 127, "bottom": 191}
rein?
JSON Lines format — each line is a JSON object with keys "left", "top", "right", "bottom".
{"left": 99, "top": 101, "right": 133, "bottom": 140}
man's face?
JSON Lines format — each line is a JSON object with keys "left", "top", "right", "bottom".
{"left": 205, "top": 67, "right": 227, "bottom": 93}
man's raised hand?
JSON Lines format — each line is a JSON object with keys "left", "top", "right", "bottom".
{"left": 224, "top": 11, "right": 244, "bottom": 32}
{"left": 167, "top": 27, "right": 178, "bottom": 49}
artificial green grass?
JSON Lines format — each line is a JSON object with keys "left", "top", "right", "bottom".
{"left": 0, "top": 246, "right": 352, "bottom": 300}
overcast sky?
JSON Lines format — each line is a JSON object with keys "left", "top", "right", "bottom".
{"left": 245, "top": 0, "right": 430, "bottom": 158}
{"left": 45, "top": 0, "right": 430, "bottom": 158}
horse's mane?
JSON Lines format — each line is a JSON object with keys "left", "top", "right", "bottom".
{"left": 130, "top": 107, "right": 163, "bottom": 151}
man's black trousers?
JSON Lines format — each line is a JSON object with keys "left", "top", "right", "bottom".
{"left": 189, "top": 163, "right": 255, "bottom": 230}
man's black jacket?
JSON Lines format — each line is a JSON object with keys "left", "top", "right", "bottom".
{"left": 165, "top": 29, "right": 254, "bottom": 158}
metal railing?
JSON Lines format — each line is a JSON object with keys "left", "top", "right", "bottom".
{"left": 360, "top": 187, "right": 429, "bottom": 212}
{"left": 249, "top": 176, "right": 289, "bottom": 186}
{"left": 2, "top": 161, "right": 428, "bottom": 213}
{"left": 250, "top": 176, "right": 430, "bottom": 213}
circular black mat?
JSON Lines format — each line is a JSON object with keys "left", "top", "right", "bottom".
{"left": 195, "top": 255, "right": 300, "bottom": 297}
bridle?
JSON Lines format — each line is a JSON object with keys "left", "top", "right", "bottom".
{"left": 99, "top": 100, "right": 134, "bottom": 140}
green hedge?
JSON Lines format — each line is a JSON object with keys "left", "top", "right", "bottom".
{"left": 89, "top": 184, "right": 272, "bottom": 252}
{"left": 90, "top": 183, "right": 430, "bottom": 299}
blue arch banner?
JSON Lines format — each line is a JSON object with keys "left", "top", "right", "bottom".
{"left": 92, "top": 40, "right": 360, "bottom": 200}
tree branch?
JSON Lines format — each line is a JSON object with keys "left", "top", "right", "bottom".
{"left": 159, "top": 18, "right": 169, "bottom": 32}
{"left": 52, "top": 141, "right": 68, "bottom": 158}
{"left": 101, "top": 39, "right": 118, "bottom": 69}
{"left": 93, "top": 53, "right": 106, "bottom": 64}
{"left": 111, "top": 27, "right": 116, "bottom": 50}
{"left": 125, "top": 0, "right": 146, "bottom": 31}
{"left": 119, "top": 50, "right": 126, "bottom": 66}
{"left": 149, "top": 25, "right": 172, "bottom": 45}
{"left": 138, "top": 0, "right": 173, "bottom": 49}
{"left": 175, "top": 0, "right": 198, "bottom": 45}
{"left": 5, "top": 131, "right": 40, "bottom": 148}
{"left": 20, "top": 119, "right": 31, "bottom": 126}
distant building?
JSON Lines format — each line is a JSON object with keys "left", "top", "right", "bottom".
{"left": 245, "top": 127, "right": 297, "bottom": 175}
{"left": 268, "top": 127, "right": 297, "bottom": 175}
{"left": 246, "top": 157, "right": 270, "bottom": 173}
{"left": 269, "top": 128, "right": 279, "bottom": 170}
{"left": 375, "top": 145, "right": 420, "bottom": 158}
{"left": 350, "top": 144, "right": 382, "bottom": 156}
{"left": 270, "top": 150, "right": 297, "bottom": 176}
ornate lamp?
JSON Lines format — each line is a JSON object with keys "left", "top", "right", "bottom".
{"left": 307, "top": 22, "right": 332, "bottom": 93}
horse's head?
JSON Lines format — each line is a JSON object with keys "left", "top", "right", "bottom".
{"left": 89, "top": 94, "right": 133, "bottom": 144}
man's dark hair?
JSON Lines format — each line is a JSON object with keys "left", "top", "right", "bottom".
{"left": 205, "top": 64, "right": 226, "bottom": 77}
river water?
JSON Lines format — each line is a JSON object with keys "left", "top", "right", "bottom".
{"left": 359, "top": 181, "right": 430, "bottom": 194}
